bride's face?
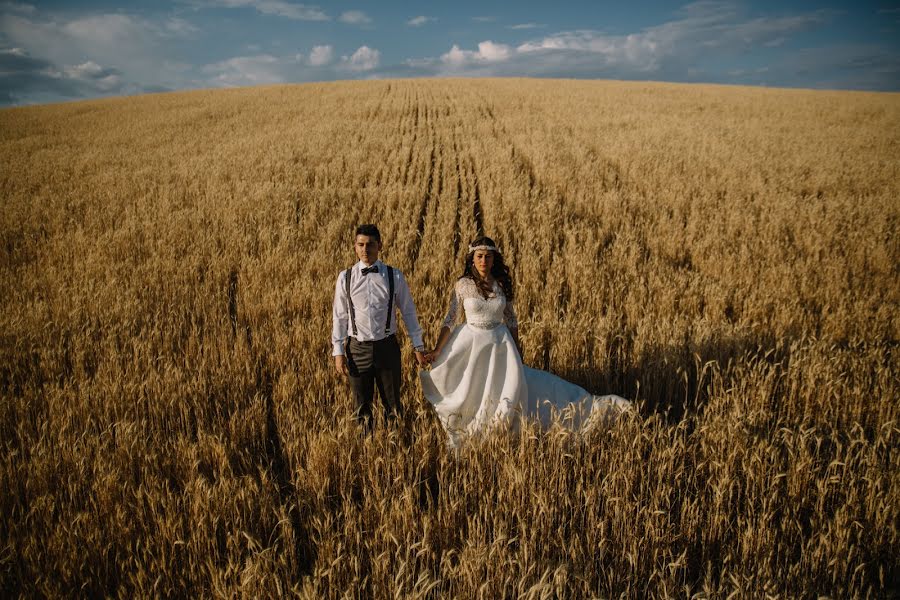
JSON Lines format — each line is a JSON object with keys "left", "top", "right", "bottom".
{"left": 473, "top": 249, "right": 494, "bottom": 278}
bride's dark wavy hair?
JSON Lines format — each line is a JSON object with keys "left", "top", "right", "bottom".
{"left": 460, "top": 236, "right": 514, "bottom": 300}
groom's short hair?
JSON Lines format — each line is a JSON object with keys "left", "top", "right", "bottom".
{"left": 355, "top": 224, "right": 381, "bottom": 241}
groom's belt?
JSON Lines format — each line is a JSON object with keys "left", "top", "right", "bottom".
{"left": 348, "top": 333, "right": 396, "bottom": 344}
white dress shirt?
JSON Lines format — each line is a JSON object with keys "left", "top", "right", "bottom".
{"left": 331, "top": 260, "right": 425, "bottom": 356}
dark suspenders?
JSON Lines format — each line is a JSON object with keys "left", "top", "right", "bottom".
{"left": 344, "top": 268, "right": 357, "bottom": 337}
{"left": 385, "top": 266, "right": 395, "bottom": 333}
{"left": 345, "top": 265, "right": 395, "bottom": 339}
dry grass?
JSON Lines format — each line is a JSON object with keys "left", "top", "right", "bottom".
{"left": 1, "top": 78, "right": 898, "bottom": 598}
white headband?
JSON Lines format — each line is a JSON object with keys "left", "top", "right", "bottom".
{"left": 468, "top": 244, "right": 498, "bottom": 253}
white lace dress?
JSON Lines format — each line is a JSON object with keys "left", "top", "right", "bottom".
{"left": 420, "top": 278, "right": 630, "bottom": 447}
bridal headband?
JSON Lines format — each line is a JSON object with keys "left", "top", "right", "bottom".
{"left": 468, "top": 244, "right": 498, "bottom": 253}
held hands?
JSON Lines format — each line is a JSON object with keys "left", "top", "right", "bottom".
{"left": 415, "top": 349, "right": 443, "bottom": 368}
{"left": 337, "top": 351, "right": 432, "bottom": 375}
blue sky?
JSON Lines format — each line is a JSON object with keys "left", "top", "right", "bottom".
{"left": 1, "top": 0, "right": 898, "bottom": 105}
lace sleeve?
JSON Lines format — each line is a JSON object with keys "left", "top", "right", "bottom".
{"left": 503, "top": 294, "right": 518, "bottom": 330}
{"left": 440, "top": 282, "right": 461, "bottom": 329}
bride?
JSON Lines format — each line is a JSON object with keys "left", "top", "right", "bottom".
{"left": 420, "top": 236, "right": 630, "bottom": 447}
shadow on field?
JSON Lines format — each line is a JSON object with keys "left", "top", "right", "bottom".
{"left": 553, "top": 331, "right": 790, "bottom": 424}
{"left": 257, "top": 354, "right": 319, "bottom": 578}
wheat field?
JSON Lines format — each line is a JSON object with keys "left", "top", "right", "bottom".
{"left": 1, "top": 78, "right": 898, "bottom": 598}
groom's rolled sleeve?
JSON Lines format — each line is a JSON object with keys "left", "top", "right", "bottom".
{"left": 331, "top": 272, "right": 349, "bottom": 356}
{"left": 394, "top": 272, "right": 424, "bottom": 349}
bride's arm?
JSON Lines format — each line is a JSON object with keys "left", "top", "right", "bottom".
{"left": 426, "top": 282, "right": 460, "bottom": 361}
{"left": 428, "top": 326, "right": 452, "bottom": 361}
{"left": 510, "top": 326, "right": 522, "bottom": 358}
{"left": 505, "top": 294, "right": 522, "bottom": 357}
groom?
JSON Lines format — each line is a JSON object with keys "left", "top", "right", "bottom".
{"left": 331, "top": 224, "right": 428, "bottom": 429}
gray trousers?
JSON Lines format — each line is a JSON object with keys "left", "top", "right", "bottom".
{"left": 346, "top": 335, "right": 403, "bottom": 426}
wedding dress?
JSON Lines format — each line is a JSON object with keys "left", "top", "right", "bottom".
{"left": 420, "top": 277, "right": 630, "bottom": 447}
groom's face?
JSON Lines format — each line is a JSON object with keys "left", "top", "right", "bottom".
{"left": 355, "top": 234, "right": 382, "bottom": 265}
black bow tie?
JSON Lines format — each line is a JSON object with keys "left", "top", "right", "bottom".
{"left": 362, "top": 265, "right": 379, "bottom": 275}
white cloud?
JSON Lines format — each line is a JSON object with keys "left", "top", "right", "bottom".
{"left": 440, "top": 45, "right": 467, "bottom": 66}
{"left": 410, "top": 2, "right": 838, "bottom": 79}
{"left": 200, "top": 0, "right": 329, "bottom": 21}
{"left": 308, "top": 44, "right": 333, "bottom": 66}
{"left": 477, "top": 41, "right": 512, "bottom": 61}
{"left": 203, "top": 54, "right": 284, "bottom": 86}
{"left": 342, "top": 45, "right": 379, "bottom": 70}
{"left": 62, "top": 61, "right": 123, "bottom": 90}
{"left": 3, "top": 0, "right": 896, "bottom": 104}
{"left": 0, "top": 46, "right": 133, "bottom": 104}
{"left": 441, "top": 41, "right": 512, "bottom": 67}
{"left": 165, "top": 17, "right": 198, "bottom": 36}
{"left": 0, "top": 4, "right": 389, "bottom": 104}
{"left": 0, "top": 10, "right": 195, "bottom": 103}
{"left": 2, "top": 12, "right": 173, "bottom": 75}
{"left": 201, "top": 44, "right": 384, "bottom": 88}
{"left": 338, "top": 10, "right": 371, "bottom": 25}
{"left": 63, "top": 60, "right": 104, "bottom": 78}
{"left": 513, "top": 30, "right": 664, "bottom": 72}
{"left": 1, "top": 1, "right": 35, "bottom": 13}
{"left": 61, "top": 14, "right": 157, "bottom": 48}
{"left": 407, "top": 15, "right": 434, "bottom": 27}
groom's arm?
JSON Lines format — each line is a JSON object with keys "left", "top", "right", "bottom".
{"left": 394, "top": 271, "right": 427, "bottom": 365}
{"left": 332, "top": 272, "right": 350, "bottom": 376}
